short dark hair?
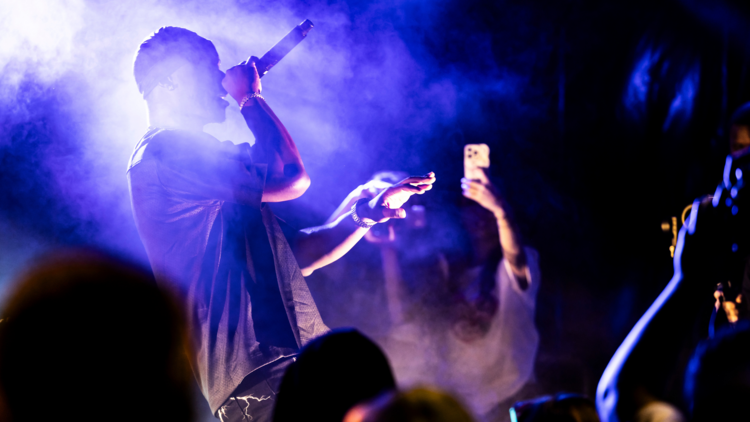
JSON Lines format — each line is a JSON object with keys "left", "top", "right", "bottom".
{"left": 273, "top": 329, "right": 396, "bottom": 422}
{"left": 133, "top": 26, "right": 218, "bottom": 97}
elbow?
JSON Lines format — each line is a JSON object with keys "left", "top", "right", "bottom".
{"left": 293, "top": 170, "right": 311, "bottom": 198}
{"left": 262, "top": 167, "right": 310, "bottom": 202}
{"left": 282, "top": 163, "right": 310, "bottom": 200}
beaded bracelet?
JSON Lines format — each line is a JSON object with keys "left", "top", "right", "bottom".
{"left": 239, "top": 92, "right": 264, "bottom": 109}
{"left": 351, "top": 199, "right": 377, "bottom": 229}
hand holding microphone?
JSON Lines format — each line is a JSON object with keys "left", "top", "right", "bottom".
{"left": 222, "top": 57, "right": 262, "bottom": 105}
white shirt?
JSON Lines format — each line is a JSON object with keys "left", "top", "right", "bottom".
{"left": 384, "top": 247, "right": 540, "bottom": 417}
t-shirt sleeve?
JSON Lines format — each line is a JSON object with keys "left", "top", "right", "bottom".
{"left": 500, "top": 247, "right": 540, "bottom": 306}
{"left": 143, "top": 130, "right": 267, "bottom": 207}
{"left": 493, "top": 246, "right": 540, "bottom": 393}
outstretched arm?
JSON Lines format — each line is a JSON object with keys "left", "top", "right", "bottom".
{"left": 293, "top": 173, "right": 436, "bottom": 276}
{"left": 223, "top": 58, "right": 309, "bottom": 202}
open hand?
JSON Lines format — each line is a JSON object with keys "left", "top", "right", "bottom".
{"left": 359, "top": 173, "right": 436, "bottom": 223}
{"left": 222, "top": 56, "right": 262, "bottom": 104}
{"left": 352, "top": 179, "right": 394, "bottom": 202}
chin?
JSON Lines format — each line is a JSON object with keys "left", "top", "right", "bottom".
{"left": 206, "top": 106, "right": 227, "bottom": 124}
{"left": 209, "top": 100, "right": 229, "bottom": 123}
{"left": 209, "top": 112, "right": 227, "bottom": 124}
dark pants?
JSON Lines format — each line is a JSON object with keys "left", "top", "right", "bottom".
{"left": 217, "top": 357, "right": 295, "bottom": 422}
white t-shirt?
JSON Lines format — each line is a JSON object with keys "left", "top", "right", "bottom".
{"left": 384, "top": 247, "right": 540, "bottom": 417}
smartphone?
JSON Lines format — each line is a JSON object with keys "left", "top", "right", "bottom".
{"left": 464, "top": 144, "right": 490, "bottom": 180}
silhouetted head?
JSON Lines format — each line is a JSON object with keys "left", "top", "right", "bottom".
{"left": 273, "top": 328, "right": 396, "bottom": 422}
{"left": 730, "top": 103, "right": 750, "bottom": 155}
{"left": 0, "top": 249, "right": 193, "bottom": 422}
{"left": 344, "top": 387, "right": 475, "bottom": 422}
{"left": 510, "top": 393, "right": 600, "bottom": 422}
{"left": 134, "top": 26, "right": 229, "bottom": 128}
{"left": 685, "top": 321, "right": 750, "bottom": 421}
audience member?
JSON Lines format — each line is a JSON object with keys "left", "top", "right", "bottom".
{"left": 683, "top": 321, "right": 750, "bottom": 421}
{"left": 365, "top": 168, "right": 540, "bottom": 419}
{"left": 597, "top": 149, "right": 750, "bottom": 422}
{"left": 345, "top": 387, "right": 475, "bottom": 422}
{"left": 0, "top": 249, "right": 194, "bottom": 422}
{"left": 272, "top": 328, "right": 396, "bottom": 422}
{"left": 730, "top": 102, "right": 750, "bottom": 156}
{"left": 510, "top": 394, "right": 600, "bottom": 422}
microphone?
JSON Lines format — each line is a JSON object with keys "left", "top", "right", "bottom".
{"left": 255, "top": 19, "right": 314, "bottom": 78}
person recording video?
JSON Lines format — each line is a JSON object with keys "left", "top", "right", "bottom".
{"left": 324, "top": 160, "right": 540, "bottom": 419}
{"left": 127, "top": 27, "right": 435, "bottom": 422}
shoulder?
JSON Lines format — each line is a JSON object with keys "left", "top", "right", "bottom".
{"left": 136, "top": 129, "right": 251, "bottom": 166}
{"left": 145, "top": 129, "right": 217, "bottom": 159}
{"left": 128, "top": 128, "right": 199, "bottom": 168}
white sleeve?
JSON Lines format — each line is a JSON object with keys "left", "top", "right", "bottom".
{"left": 500, "top": 246, "right": 541, "bottom": 308}
{"left": 494, "top": 246, "right": 540, "bottom": 392}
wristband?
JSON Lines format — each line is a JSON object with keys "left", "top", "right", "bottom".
{"left": 239, "top": 93, "right": 264, "bottom": 108}
{"left": 351, "top": 199, "right": 377, "bottom": 229}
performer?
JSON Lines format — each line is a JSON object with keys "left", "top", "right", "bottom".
{"left": 127, "top": 27, "right": 434, "bottom": 422}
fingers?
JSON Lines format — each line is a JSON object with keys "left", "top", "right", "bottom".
{"left": 249, "top": 60, "right": 260, "bottom": 76}
{"left": 389, "top": 185, "right": 428, "bottom": 195}
{"left": 381, "top": 208, "right": 406, "bottom": 219}
{"left": 378, "top": 185, "right": 428, "bottom": 212}
{"left": 461, "top": 178, "right": 483, "bottom": 192}
{"left": 223, "top": 56, "right": 263, "bottom": 99}
{"left": 398, "top": 172, "right": 436, "bottom": 186}
{"left": 364, "top": 180, "right": 394, "bottom": 190}
{"left": 241, "top": 56, "right": 261, "bottom": 65}
{"left": 245, "top": 57, "right": 260, "bottom": 77}
{"left": 461, "top": 179, "right": 487, "bottom": 201}
{"left": 462, "top": 186, "right": 478, "bottom": 199}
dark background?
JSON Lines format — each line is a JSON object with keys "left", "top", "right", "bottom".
{"left": 4, "top": 0, "right": 750, "bottom": 413}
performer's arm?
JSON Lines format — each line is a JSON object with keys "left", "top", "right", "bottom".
{"left": 293, "top": 174, "right": 436, "bottom": 276}
{"left": 462, "top": 169, "right": 528, "bottom": 287}
{"left": 223, "top": 58, "right": 309, "bottom": 202}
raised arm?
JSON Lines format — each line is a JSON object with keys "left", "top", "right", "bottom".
{"left": 596, "top": 197, "right": 719, "bottom": 422}
{"left": 596, "top": 152, "right": 750, "bottom": 422}
{"left": 223, "top": 58, "right": 309, "bottom": 202}
{"left": 461, "top": 169, "right": 528, "bottom": 286}
{"left": 293, "top": 173, "right": 436, "bottom": 276}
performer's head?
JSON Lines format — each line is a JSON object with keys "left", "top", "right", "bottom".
{"left": 134, "top": 27, "right": 229, "bottom": 129}
{"left": 730, "top": 103, "right": 750, "bottom": 156}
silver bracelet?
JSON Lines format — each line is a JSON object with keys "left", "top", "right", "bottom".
{"left": 239, "top": 92, "right": 264, "bottom": 108}
{"left": 351, "top": 199, "right": 376, "bottom": 229}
